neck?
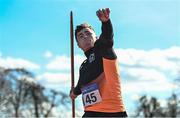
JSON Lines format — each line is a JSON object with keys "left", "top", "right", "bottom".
{"left": 84, "top": 47, "right": 94, "bottom": 58}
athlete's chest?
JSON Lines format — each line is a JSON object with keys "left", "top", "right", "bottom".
{"left": 80, "top": 52, "right": 103, "bottom": 79}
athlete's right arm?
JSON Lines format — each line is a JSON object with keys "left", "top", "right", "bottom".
{"left": 69, "top": 88, "right": 78, "bottom": 99}
{"left": 73, "top": 81, "right": 82, "bottom": 95}
{"left": 69, "top": 78, "right": 82, "bottom": 99}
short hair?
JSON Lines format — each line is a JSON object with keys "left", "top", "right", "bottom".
{"left": 75, "top": 23, "right": 94, "bottom": 41}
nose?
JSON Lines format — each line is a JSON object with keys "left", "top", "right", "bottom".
{"left": 84, "top": 34, "right": 88, "bottom": 38}
{"left": 82, "top": 35, "right": 88, "bottom": 40}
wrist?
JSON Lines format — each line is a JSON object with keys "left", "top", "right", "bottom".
{"left": 102, "top": 19, "right": 110, "bottom": 23}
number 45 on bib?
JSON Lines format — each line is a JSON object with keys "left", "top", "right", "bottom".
{"left": 81, "top": 83, "right": 102, "bottom": 107}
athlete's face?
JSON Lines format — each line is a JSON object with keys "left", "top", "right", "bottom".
{"left": 76, "top": 28, "right": 97, "bottom": 52}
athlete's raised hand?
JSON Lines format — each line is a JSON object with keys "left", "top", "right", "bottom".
{"left": 96, "top": 8, "right": 110, "bottom": 22}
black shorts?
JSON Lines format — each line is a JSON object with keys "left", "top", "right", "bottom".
{"left": 82, "top": 111, "right": 128, "bottom": 117}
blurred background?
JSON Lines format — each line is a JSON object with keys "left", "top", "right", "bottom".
{"left": 0, "top": 0, "right": 180, "bottom": 117}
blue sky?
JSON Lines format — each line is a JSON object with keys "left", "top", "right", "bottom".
{"left": 0, "top": 0, "right": 180, "bottom": 116}
{"left": 1, "top": 0, "right": 179, "bottom": 58}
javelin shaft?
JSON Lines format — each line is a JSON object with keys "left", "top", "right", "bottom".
{"left": 70, "top": 11, "right": 75, "bottom": 118}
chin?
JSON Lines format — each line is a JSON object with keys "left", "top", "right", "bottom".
{"left": 83, "top": 46, "right": 92, "bottom": 52}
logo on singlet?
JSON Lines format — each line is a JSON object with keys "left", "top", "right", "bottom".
{"left": 89, "top": 53, "right": 95, "bottom": 63}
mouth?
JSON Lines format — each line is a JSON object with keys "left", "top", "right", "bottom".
{"left": 84, "top": 42, "right": 91, "bottom": 47}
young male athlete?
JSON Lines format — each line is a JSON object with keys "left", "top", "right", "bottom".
{"left": 70, "top": 8, "right": 127, "bottom": 117}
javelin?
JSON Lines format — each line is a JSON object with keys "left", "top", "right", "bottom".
{"left": 70, "top": 11, "right": 75, "bottom": 118}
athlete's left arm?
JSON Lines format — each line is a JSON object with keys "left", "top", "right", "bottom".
{"left": 96, "top": 8, "right": 117, "bottom": 59}
{"left": 97, "top": 8, "right": 113, "bottom": 46}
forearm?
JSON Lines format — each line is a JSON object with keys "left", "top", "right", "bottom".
{"left": 73, "top": 83, "right": 82, "bottom": 95}
{"left": 101, "top": 19, "right": 114, "bottom": 40}
{"left": 98, "top": 19, "right": 114, "bottom": 48}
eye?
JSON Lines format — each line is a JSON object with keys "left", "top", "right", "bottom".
{"left": 85, "top": 32, "right": 92, "bottom": 36}
{"left": 78, "top": 35, "right": 84, "bottom": 40}
{"left": 80, "top": 36, "right": 84, "bottom": 38}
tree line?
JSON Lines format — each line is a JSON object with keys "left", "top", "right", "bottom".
{"left": 134, "top": 72, "right": 180, "bottom": 117}
{"left": 0, "top": 67, "right": 80, "bottom": 117}
{"left": 0, "top": 67, "right": 180, "bottom": 117}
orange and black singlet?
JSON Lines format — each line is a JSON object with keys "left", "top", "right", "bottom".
{"left": 74, "top": 19, "right": 126, "bottom": 113}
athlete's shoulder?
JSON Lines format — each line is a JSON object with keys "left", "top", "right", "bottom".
{"left": 79, "top": 59, "right": 88, "bottom": 70}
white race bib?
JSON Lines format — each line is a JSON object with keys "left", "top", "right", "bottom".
{"left": 81, "top": 83, "right": 102, "bottom": 107}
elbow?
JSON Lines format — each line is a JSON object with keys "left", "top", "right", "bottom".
{"left": 73, "top": 86, "right": 82, "bottom": 95}
{"left": 108, "top": 39, "right": 114, "bottom": 47}
{"left": 104, "top": 38, "right": 114, "bottom": 47}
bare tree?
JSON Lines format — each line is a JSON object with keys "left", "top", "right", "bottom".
{"left": 0, "top": 67, "right": 72, "bottom": 117}
{"left": 135, "top": 94, "right": 180, "bottom": 117}
{"left": 2, "top": 68, "right": 34, "bottom": 117}
{"left": 135, "top": 95, "right": 167, "bottom": 117}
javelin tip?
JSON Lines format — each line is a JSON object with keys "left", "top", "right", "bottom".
{"left": 70, "top": 11, "right": 73, "bottom": 15}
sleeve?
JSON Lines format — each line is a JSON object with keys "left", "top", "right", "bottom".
{"left": 73, "top": 64, "right": 83, "bottom": 95}
{"left": 97, "top": 19, "right": 117, "bottom": 60}
{"left": 99, "top": 19, "right": 114, "bottom": 48}
{"left": 73, "top": 79, "right": 82, "bottom": 95}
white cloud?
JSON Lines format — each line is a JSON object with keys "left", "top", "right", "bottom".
{"left": 37, "top": 70, "right": 80, "bottom": 90}
{"left": 115, "top": 46, "right": 180, "bottom": 74}
{"left": 43, "top": 54, "right": 85, "bottom": 90}
{"left": 46, "top": 55, "right": 70, "bottom": 70}
{"left": 46, "top": 54, "right": 85, "bottom": 71}
{"left": 122, "top": 80, "right": 177, "bottom": 93}
{"left": 163, "top": 46, "right": 180, "bottom": 59}
{"left": 124, "top": 68, "right": 167, "bottom": 82}
{"left": 0, "top": 57, "right": 40, "bottom": 70}
{"left": 41, "top": 46, "right": 180, "bottom": 93}
{"left": 44, "top": 51, "right": 53, "bottom": 58}
{"left": 115, "top": 46, "right": 180, "bottom": 93}
{"left": 37, "top": 72, "right": 70, "bottom": 84}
